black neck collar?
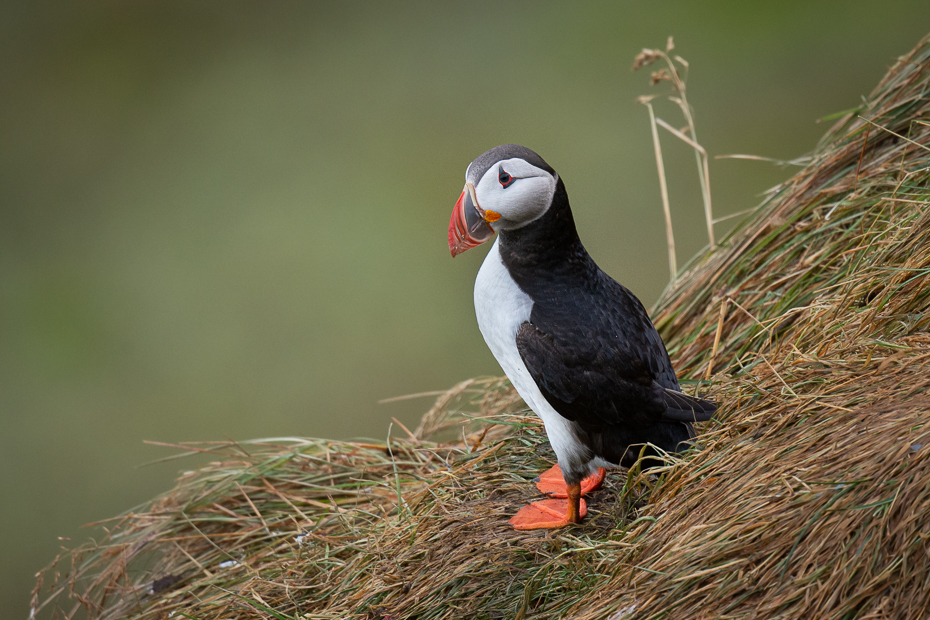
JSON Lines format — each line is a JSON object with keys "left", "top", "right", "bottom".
{"left": 498, "top": 177, "right": 587, "bottom": 272}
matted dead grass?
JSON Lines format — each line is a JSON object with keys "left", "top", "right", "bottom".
{"left": 33, "top": 34, "right": 930, "bottom": 620}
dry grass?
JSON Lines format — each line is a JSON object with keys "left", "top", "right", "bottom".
{"left": 33, "top": 34, "right": 930, "bottom": 620}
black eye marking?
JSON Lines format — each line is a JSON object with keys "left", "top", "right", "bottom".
{"left": 498, "top": 166, "right": 515, "bottom": 188}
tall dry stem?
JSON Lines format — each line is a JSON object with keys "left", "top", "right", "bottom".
{"left": 643, "top": 100, "right": 677, "bottom": 279}
{"left": 634, "top": 38, "right": 715, "bottom": 272}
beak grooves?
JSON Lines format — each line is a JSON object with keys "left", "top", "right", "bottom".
{"left": 448, "top": 183, "right": 495, "bottom": 257}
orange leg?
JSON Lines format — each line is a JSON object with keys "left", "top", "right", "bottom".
{"left": 565, "top": 482, "right": 582, "bottom": 524}
{"left": 534, "top": 463, "right": 606, "bottom": 498}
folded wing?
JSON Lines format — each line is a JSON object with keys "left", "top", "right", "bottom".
{"left": 515, "top": 321, "right": 715, "bottom": 428}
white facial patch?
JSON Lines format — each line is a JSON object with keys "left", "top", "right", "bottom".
{"left": 473, "top": 158, "right": 556, "bottom": 229}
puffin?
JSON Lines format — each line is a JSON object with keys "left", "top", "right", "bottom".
{"left": 447, "top": 144, "right": 716, "bottom": 530}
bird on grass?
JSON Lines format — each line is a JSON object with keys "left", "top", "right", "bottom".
{"left": 447, "top": 144, "right": 716, "bottom": 530}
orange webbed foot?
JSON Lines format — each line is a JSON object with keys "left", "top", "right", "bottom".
{"left": 534, "top": 463, "right": 606, "bottom": 498}
{"left": 508, "top": 497, "right": 588, "bottom": 530}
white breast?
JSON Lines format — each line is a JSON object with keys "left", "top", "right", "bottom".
{"left": 474, "top": 239, "right": 590, "bottom": 468}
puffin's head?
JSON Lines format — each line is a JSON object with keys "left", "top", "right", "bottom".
{"left": 448, "top": 144, "right": 557, "bottom": 257}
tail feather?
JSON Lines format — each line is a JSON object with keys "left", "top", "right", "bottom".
{"left": 662, "top": 388, "right": 716, "bottom": 422}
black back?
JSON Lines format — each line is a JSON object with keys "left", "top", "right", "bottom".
{"left": 499, "top": 176, "right": 714, "bottom": 461}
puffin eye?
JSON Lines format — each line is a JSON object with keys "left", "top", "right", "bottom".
{"left": 498, "top": 166, "right": 515, "bottom": 188}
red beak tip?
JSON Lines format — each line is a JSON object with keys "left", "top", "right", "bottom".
{"left": 448, "top": 184, "right": 494, "bottom": 257}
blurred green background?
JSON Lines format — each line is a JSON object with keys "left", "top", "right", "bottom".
{"left": 3, "top": 0, "right": 928, "bottom": 614}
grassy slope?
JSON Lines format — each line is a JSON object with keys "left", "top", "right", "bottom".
{"left": 34, "top": 35, "right": 930, "bottom": 620}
